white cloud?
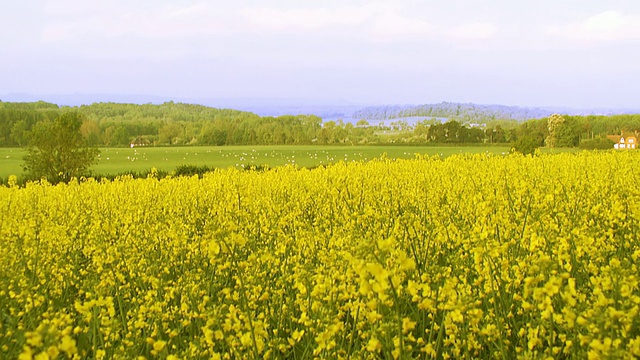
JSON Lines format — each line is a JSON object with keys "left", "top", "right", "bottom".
{"left": 40, "top": 1, "right": 501, "bottom": 45}
{"left": 240, "top": 3, "right": 470, "bottom": 42}
{"left": 37, "top": 1, "right": 502, "bottom": 61}
{"left": 242, "top": 6, "right": 373, "bottom": 30}
{"left": 447, "top": 22, "right": 498, "bottom": 41}
{"left": 548, "top": 11, "right": 640, "bottom": 42}
{"left": 42, "top": 0, "right": 119, "bottom": 17}
{"left": 41, "top": 2, "right": 235, "bottom": 42}
{"left": 371, "top": 13, "right": 434, "bottom": 40}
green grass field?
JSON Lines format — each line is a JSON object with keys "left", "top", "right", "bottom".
{"left": 0, "top": 145, "right": 512, "bottom": 179}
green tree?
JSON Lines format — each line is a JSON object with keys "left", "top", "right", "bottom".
{"left": 158, "top": 122, "right": 184, "bottom": 145}
{"left": 23, "top": 112, "right": 99, "bottom": 183}
{"left": 111, "top": 126, "right": 131, "bottom": 146}
{"left": 555, "top": 123, "right": 578, "bottom": 147}
{"left": 356, "top": 119, "right": 369, "bottom": 127}
{"left": 79, "top": 119, "right": 102, "bottom": 146}
{"left": 514, "top": 135, "right": 541, "bottom": 155}
{"left": 10, "top": 120, "right": 29, "bottom": 146}
{"left": 579, "top": 137, "right": 615, "bottom": 150}
{"left": 545, "top": 113, "right": 566, "bottom": 148}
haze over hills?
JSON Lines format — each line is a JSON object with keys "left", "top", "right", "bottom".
{"left": 0, "top": 93, "right": 364, "bottom": 119}
{"left": 1, "top": 93, "right": 639, "bottom": 124}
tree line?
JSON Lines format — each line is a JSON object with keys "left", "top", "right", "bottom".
{"left": 1, "top": 100, "right": 639, "bottom": 148}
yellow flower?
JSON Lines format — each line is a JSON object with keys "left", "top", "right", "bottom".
{"left": 402, "top": 317, "right": 417, "bottom": 334}
{"left": 153, "top": 340, "right": 166, "bottom": 353}
{"left": 366, "top": 337, "right": 381, "bottom": 352}
{"left": 58, "top": 336, "right": 77, "bottom": 357}
{"left": 34, "top": 352, "right": 49, "bottom": 360}
{"left": 18, "top": 346, "right": 33, "bottom": 360}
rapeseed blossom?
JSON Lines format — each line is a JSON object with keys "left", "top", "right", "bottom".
{"left": 0, "top": 151, "right": 639, "bottom": 358}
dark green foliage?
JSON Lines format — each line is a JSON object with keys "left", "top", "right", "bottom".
{"left": 0, "top": 175, "right": 27, "bottom": 188}
{"left": 242, "top": 164, "right": 270, "bottom": 172}
{"left": 110, "top": 126, "right": 131, "bottom": 146}
{"left": 513, "top": 135, "right": 541, "bottom": 155}
{"left": 555, "top": 123, "right": 579, "bottom": 147}
{"left": 424, "top": 121, "right": 485, "bottom": 143}
{"left": 1, "top": 101, "right": 640, "bottom": 148}
{"left": 91, "top": 169, "right": 170, "bottom": 182}
{"left": 173, "top": 164, "right": 213, "bottom": 178}
{"left": 173, "top": 164, "right": 269, "bottom": 177}
{"left": 23, "top": 112, "right": 100, "bottom": 183}
{"left": 579, "top": 137, "right": 616, "bottom": 150}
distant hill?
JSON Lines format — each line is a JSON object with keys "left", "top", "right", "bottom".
{"left": 1, "top": 98, "right": 639, "bottom": 151}
{"left": 351, "top": 102, "right": 640, "bottom": 124}
{"left": 2, "top": 93, "right": 639, "bottom": 122}
{"left": 352, "top": 103, "right": 552, "bottom": 123}
{"left": 0, "top": 93, "right": 362, "bottom": 118}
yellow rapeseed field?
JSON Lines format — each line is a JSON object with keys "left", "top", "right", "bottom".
{"left": 1, "top": 151, "right": 639, "bottom": 359}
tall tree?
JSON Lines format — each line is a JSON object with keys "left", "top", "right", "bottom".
{"left": 10, "top": 120, "right": 29, "bottom": 146}
{"left": 23, "top": 112, "right": 99, "bottom": 183}
{"left": 545, "top": 114, "right": 566, "bottom": 148}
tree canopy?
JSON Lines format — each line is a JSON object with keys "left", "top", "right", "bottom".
{"left": 1, "top": 101, "right": 639, "bottom": 149}
{"left": 23, "top": 112, "right": 99, "bottom": 183}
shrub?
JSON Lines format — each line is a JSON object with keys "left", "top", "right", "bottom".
{"left": 579, "top": 137, "right": 615, "bottom": 150}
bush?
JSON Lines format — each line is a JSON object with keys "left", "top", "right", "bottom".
{"left": 174, "top": 164, "right": 213, "bottom": 178}
{"left": 579, "top": 138, "right": 615, "bottom": 150}
{"left": 513, "top": 135, "right": 541, "bottom": 155}
{"left": 23, "top": 112, "right": 99, "bottom": 183}
{"left": 92, "top": 169, "right": 170, "bottom": 182}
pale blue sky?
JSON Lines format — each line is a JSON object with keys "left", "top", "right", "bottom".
{"left": 1, "top": 0, "right": 639, "bottom": 108}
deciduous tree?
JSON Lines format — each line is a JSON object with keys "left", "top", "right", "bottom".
{"left": 23, "top": 112, "right": 99, "bottom": 183}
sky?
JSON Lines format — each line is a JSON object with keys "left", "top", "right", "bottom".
{"left": 1, "top": 0, "right": 639, "bottom": 109}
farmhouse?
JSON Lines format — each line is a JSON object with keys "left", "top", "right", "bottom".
{"left": 130, "top": 136, "right": 151, "bottom": 148}
{"left": 607, "top": 131, "right": 638, "bottom": 149}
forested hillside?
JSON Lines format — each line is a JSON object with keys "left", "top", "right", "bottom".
{"left": 353, "top": 102, "right": 555, "bottom": 123}
{"left": 0, "top": 101, "right": 324, "bottom": 146}
{"left": 1, "top": 100, "right": 639, "bottom": 148}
